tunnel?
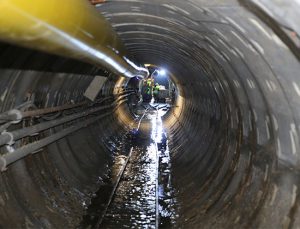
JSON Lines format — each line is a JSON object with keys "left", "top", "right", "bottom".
{"left": 0, "top": 0, "right": 300, "bottom": 228}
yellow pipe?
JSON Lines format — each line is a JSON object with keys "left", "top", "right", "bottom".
{"left": 0, "top": 0, "right": 148, "bottom": 78}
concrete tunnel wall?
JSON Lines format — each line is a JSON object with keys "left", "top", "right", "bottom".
{"left": 0, "top": 0, "right": 300, "bottom": 228}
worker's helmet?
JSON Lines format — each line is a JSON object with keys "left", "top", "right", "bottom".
{"left": 155, "top": 83, "right": 159, "bottom": 86}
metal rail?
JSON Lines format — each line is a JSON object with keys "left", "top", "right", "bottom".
{"left": 155, "top": 142, "right": 160, "bottom": 229}
{"left": 154, "top": 109, "right": 161, "bottom": 229}
{"left": 95, "top": 147, "right": 133, "bottom": 228}
{"left": 95, "top": 108, "right": 159, "bottom": 228}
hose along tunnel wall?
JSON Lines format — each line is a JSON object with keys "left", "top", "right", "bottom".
{"left": 0, "top": 0, "right": 300, "bottom": 228}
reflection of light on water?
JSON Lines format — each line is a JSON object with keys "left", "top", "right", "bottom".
{"left": 150, "top": 105, "right": 165, "bottom": 143}
{"left": 148, "top": 105, "right": 177, "bottom": 226}
{"left": 146, "top": 144, "right": 158, "bottom": 184}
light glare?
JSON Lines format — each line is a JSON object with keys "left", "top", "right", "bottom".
{"left": 159, "top": 69, "right": 166, "bottom": 76}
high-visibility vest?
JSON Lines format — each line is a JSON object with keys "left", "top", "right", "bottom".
{"left": 147, "top": 81, "right": 152, "bottom": 86}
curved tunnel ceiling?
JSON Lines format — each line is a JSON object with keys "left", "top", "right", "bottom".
{"left": 0, "top": 0, "right": 299, "bottom": 228}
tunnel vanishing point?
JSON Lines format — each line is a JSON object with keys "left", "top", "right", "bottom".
{"left": 0, "top": 0, "right": 300, "bottom": 228}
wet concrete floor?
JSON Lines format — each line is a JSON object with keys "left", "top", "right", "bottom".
{"left": 79, "top": 103, "right": 177, "bottom": 228}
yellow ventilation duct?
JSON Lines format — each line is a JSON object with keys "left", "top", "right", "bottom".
{"left": 0, "top": 0, "right": 149, "bottom": 78}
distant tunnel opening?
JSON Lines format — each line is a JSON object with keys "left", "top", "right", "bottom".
{"left": 0, "top": 0, "right": 300, "bottom": 228}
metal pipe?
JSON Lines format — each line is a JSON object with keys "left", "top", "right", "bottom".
{"left": 0, "top": 110, "right": 113, "bottom": 172}
{"left": 0, "top": 103, "right": 87, "bottom": 123}
{"left": 0, "top": 109, "right": 22, "bottom": 123}
{"left": 89, "top": 0, "right": 106, "bottom": 5}
{"left": 0, "top": 0, "right": 149, "bottom": 78}
{"left": 0, "top": 95, "right": 131, "bottom": 147}
{"left": 0, "top": 104, "right": 111, "bottom": 146}
{"left": 0, "top": 91, "right": 134, "bottom": 123}
{"left": 22, "top": 101, "right": 87, "bottom": 119}
{"left": 0, "top": 98, "right": 129, "bottom": 171}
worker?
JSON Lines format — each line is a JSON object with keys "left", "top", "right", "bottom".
{"left": 146, "top": 86, "right": 152, "bottom": 95}
{"left": 142, "top": 84, "right": 152, "bottom": 103}
{"left": 146, "top": 77, "right": 153, "bottom": 87}
{"left": 171, "top": 88, "right": 176, "bottom": 104}
{"left": 153, "top": 83, "right": 160, "bottom": 102}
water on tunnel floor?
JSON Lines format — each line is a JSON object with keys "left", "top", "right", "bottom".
{"left": 79, "top": 103, "right": 177, "bottom": 228}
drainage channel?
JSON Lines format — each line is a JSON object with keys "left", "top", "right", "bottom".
{"left": 79, "top": 103, "right": 177, "bottom": 228}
